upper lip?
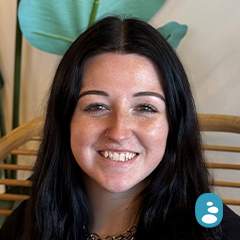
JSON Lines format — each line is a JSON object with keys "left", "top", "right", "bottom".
{"left": 98, "top": 149, "right": 139, "bottom": 154}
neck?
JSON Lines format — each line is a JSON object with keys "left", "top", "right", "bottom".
{"left": 84, "top": 177, "right": 144, "bottom": 238}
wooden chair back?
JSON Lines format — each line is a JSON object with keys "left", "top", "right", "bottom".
{"left": 198, "top": 114, "right": 240, "bottom": 206}
{"left": 0, "top": 117, "right": 44, "bottom": 220}
{"left": 0, "top": 114, "right": 239, "bottom": 220}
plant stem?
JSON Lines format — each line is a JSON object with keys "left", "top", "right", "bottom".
{"left": 11, "top": 0, "right": 22, "bottom": 179}
{"left": 88, "top": 0, "right": 99, "bottom": 28}
{"left": 0, "top": 70, "right": 11, "bottom": 189}
{"left": 32, "top": 31, "right": 74, "bottom": 43}
{"left": 0, "top": 71, "right": 6, "bottom": 137}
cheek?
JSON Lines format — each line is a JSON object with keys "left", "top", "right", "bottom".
{"left": 70, "top": 115, "right": 96, "bottom": 143}
{"left": 70, "top": 117, "right": 92, "bottom": 159}
{"left": 140, "top": 116, "right": 169, "bottom": 162}
{"left": 70, "top": 121, "right": 84, "bottom": 149}
{"left": 140, "top": 115, "right": 169, "bottom": 143}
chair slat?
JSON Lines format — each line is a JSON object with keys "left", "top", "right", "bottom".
{"left": 0, "top": 209, "right": 12, "bottom": 216}
{"left": 203, "top": 144, "right": 240, "bottom": 152}
{"left": 198, "top": 114, "right": 240, "bottom": 133}
{"left": 0, "top": 164, "right": 33, "bottom": 171}
{"left": 31, "top": 136, "right": 42, "bottom": 141}
{"left": 207, "top": 163, "right": 240, "bottom": 170}
{"left": 222, "top": 199, "right": 240, "bottom": 205}
{"left": 10, "top": 149, "right": 38, "bottom": 156}
{"left": 0, "top": 179, "right": 32, "bottom": 187}
{"left": 0, "top": 194, "right": 30, "bottom": 201}
{"left": 211, "top": 181, "right": 240, "bottom": 188}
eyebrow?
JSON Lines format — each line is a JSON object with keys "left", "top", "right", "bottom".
{"left": 78, "top": 90, "right": 109, "bottom": 99}
{"left": 133, "top": 92, "right": 165, "bottom": 102}
{"left": 78, "top": 90, "right": 165, "bottom": 102}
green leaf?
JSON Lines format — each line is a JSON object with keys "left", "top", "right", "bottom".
{"left": 157, "top": 22, "right": 188, "bottom": 51}
{"left": 18, "top": 0, "right": 166, "bottom": 55}
{"left": 0, "top": 70, "right": 3, "bottom": 89}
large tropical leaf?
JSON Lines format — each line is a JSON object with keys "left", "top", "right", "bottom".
{"left": 157, "top": 22, "right": 188, "bottom": 51}
{"left": 18, "top": 0, "right": 167, "bottom": 55}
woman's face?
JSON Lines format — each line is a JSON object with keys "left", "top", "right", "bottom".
{"left": 70, "top": 53, "right": 169, "bottom": 193}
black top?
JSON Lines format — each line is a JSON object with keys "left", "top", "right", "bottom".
{"left": 0, "top": 201, "right": 240, "bottom": 239}
{"left": 220, "top": 205, "right": 240, "bottom": 239}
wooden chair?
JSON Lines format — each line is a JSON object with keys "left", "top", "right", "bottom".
{"left": 0, "top": 116, "right": 44, "bottom": 220}
{"left": 198, "top": 114, "right": 240, "bottom": 206}
{"left": 0, "top": 114, "right": 239, "bottom": 220}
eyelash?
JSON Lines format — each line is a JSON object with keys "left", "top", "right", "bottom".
{"left": 84, "top": 103, "right": 109, "bottom": 113}
{"left": 83, "top": 103, "right": 158, "bottom": 115}
{"left": 134, "top": 104, "right": 158, "bottom": 114}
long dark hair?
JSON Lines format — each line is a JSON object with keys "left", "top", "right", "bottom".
{"left": 22, "top": 16, "right": 222, "bottom": 240}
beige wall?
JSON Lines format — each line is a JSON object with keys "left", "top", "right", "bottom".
{"left": 0, "top": 1, "right": 61, "bottom": 132}
{"left": 149, "top": 0, "right": 240, "bottom": 215}
{"left": 0, "top": 0, "right": 240, "bottom": 214}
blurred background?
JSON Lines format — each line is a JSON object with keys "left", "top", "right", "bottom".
{"left": 0, "top": 0, "right": 240, "bottom": 214}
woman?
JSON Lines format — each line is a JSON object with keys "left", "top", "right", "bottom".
{"left": 1, "top": 16, "right": 239, "bottom": 240}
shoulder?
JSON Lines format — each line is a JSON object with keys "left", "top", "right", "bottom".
{"left": 0, "top": 200, "right": 28, "bottom": 240}
{"left": 221, "top": 204, "right": 240, "bottom": 240}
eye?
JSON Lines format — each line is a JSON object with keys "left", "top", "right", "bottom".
{"left": 83, "top": 103, "right": 109, "bottom": 114}
{"left": 134, "top": 104, "right": 158, "bottom": 114}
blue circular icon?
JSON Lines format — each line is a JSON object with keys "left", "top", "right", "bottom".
{"left": 195, "top": 193, "right": 223, "bottom": 228}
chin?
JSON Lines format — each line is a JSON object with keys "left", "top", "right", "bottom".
{"left": 105, "top": 185, "right": 133, "bottom": 194}
{"left": 101, "top": 179, "right": 148, "bottom": 195}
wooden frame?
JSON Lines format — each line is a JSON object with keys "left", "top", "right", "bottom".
{"left": 199, "top": 114, "right": 240, "bottom": 205}
{"left": 0, "top": 114, "right": 239, "bottom": 218}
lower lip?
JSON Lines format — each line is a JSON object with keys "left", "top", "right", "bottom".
{"left": 98, "top": 152, "right": 138, "bottom": 166}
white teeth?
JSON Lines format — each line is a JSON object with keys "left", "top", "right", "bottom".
{"left": 100, "top": 151, "right": 137, "bottom": 162}
{"left": 119, "top": 153, "right": 125, "bottom": 161}
{"left": 103, "top": 151, "right": 108, "bottom": 158}
{"left": 113, "top": 152, "right": 119, "bottom": 161}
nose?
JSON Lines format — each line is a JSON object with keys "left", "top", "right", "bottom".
{"left": 105, "top": 111, "right": 133, "bottom": 142}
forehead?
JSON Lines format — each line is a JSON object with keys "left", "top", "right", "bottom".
{"left": 81, "top": 53, "right": 164, "bottom": 92}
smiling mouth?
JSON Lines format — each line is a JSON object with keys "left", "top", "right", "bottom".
{"left": 99, "top": 151, "right": 138, "bottom": 162}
